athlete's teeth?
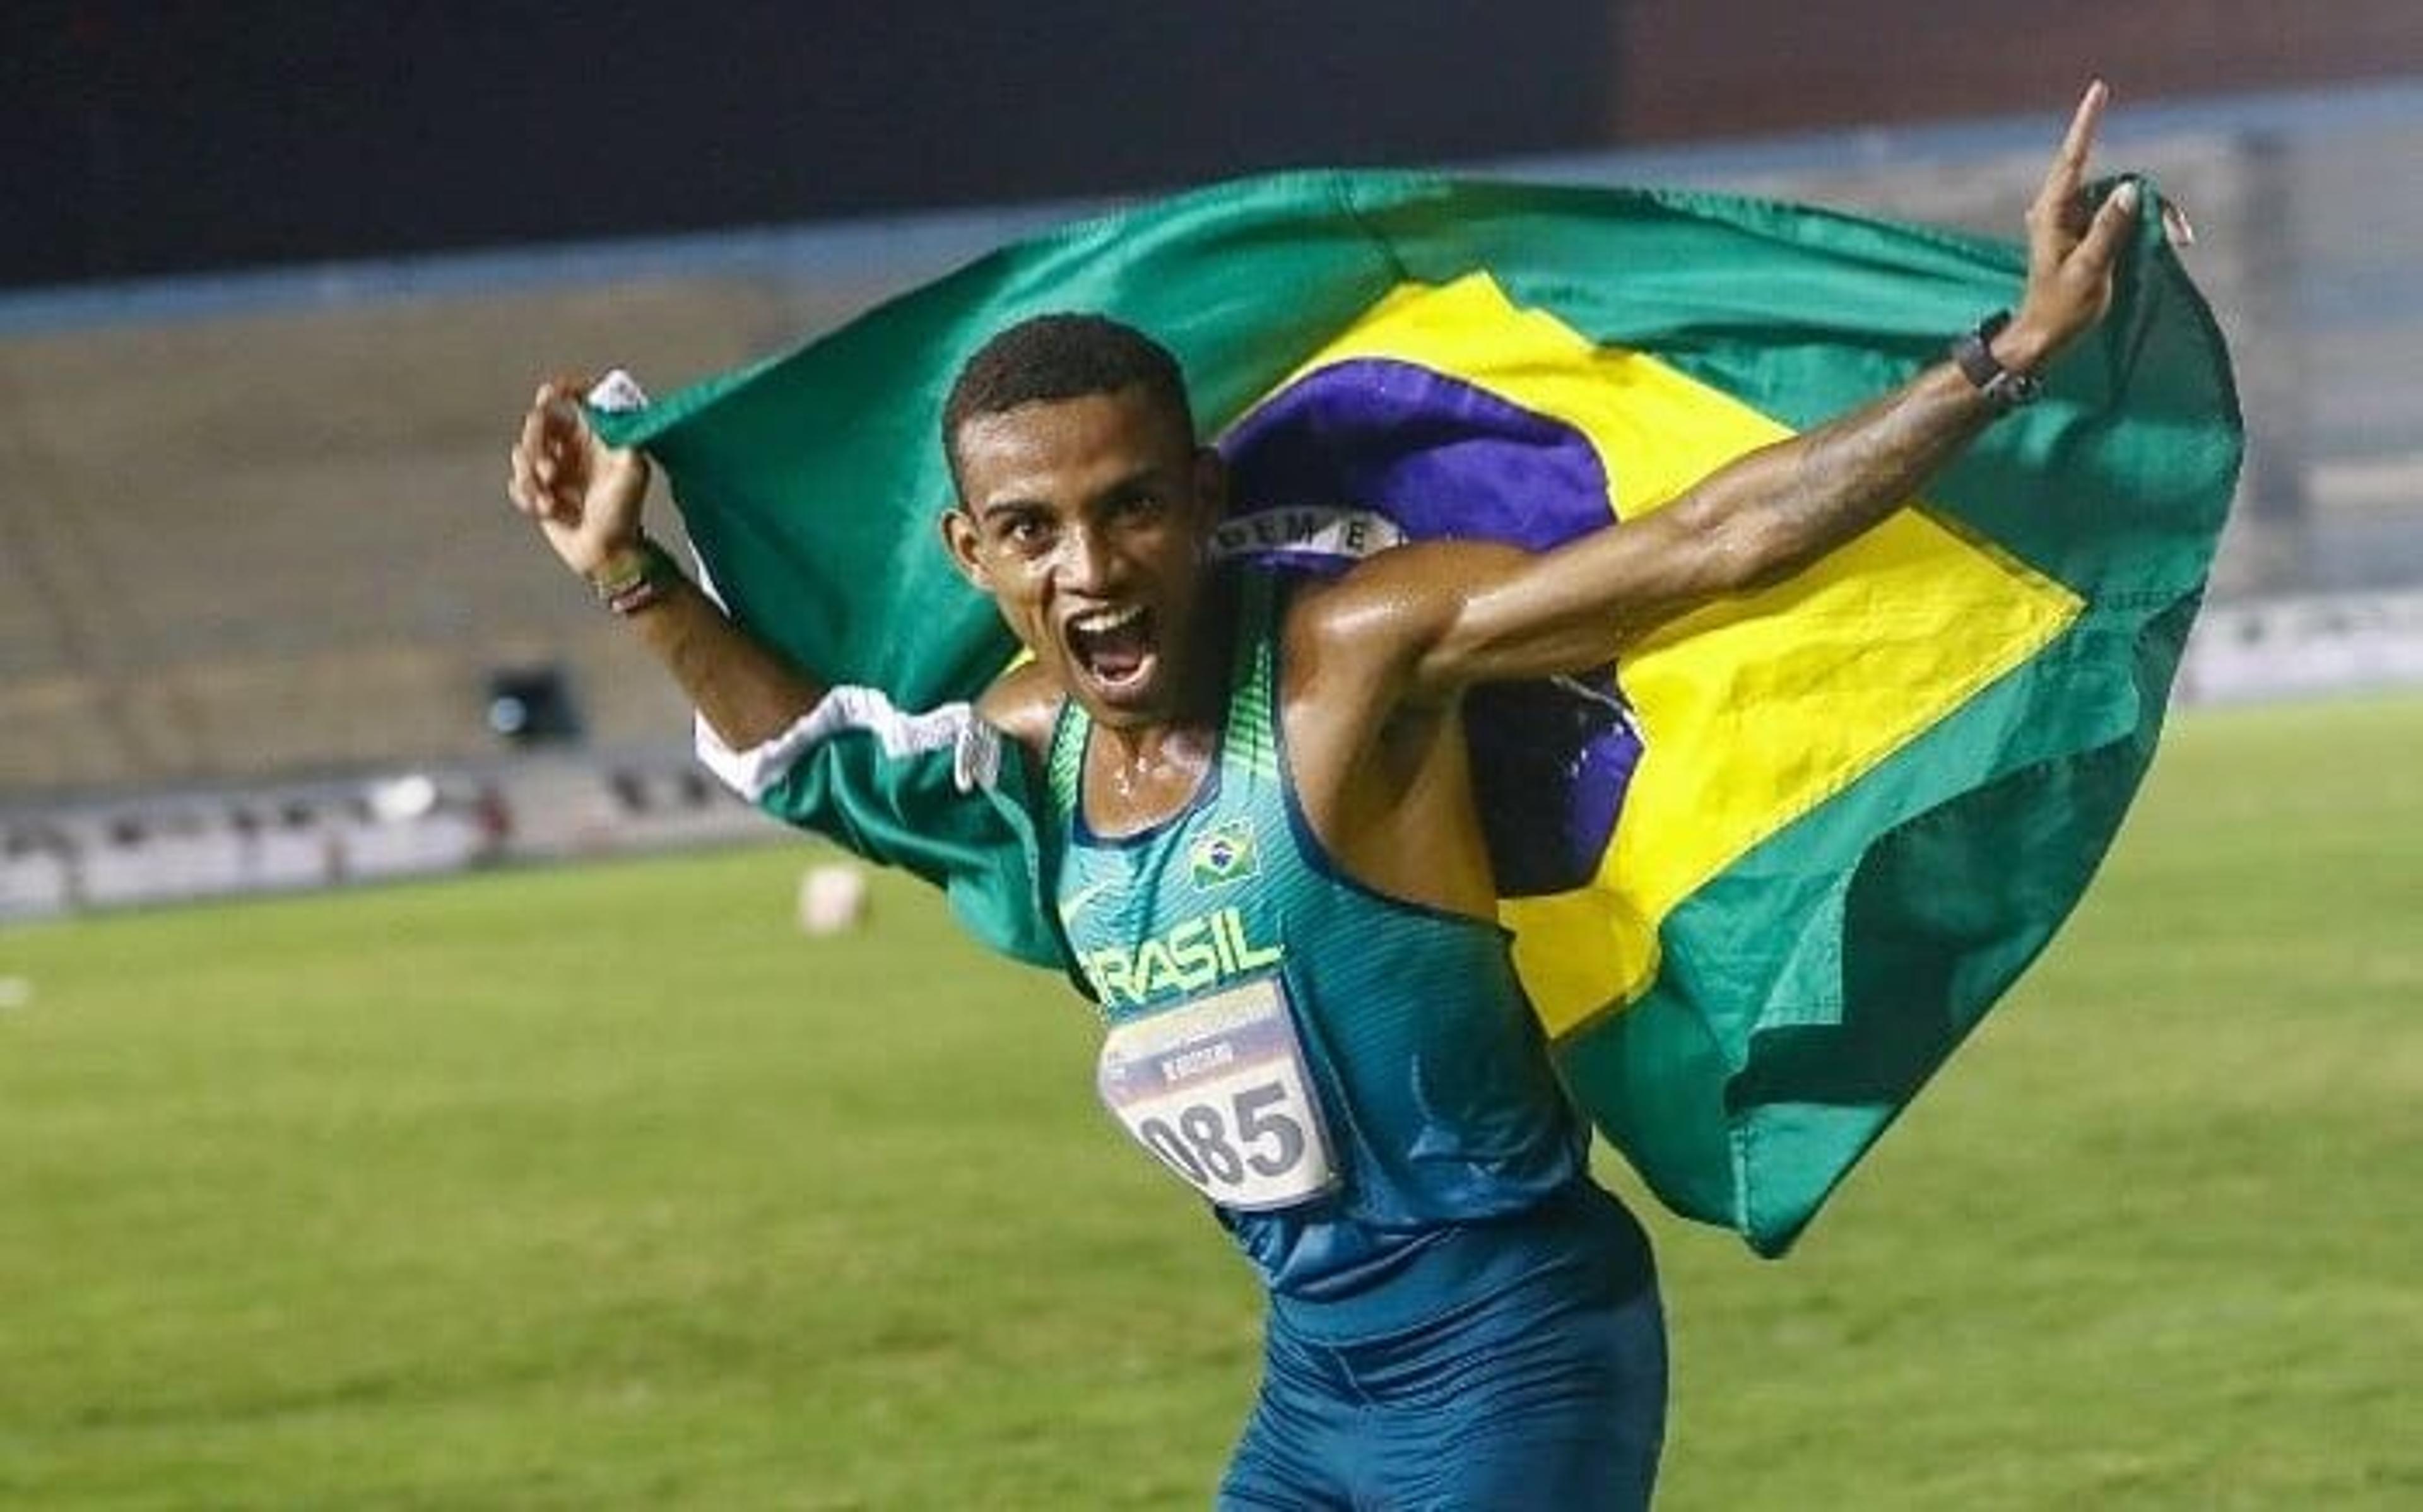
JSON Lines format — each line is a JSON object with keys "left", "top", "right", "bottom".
{"left": 1075, "top": 606, "right": 1145, "bottom": 633}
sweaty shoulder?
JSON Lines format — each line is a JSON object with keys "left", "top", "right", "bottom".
{"left": 974, "top": 660, "right": 1063, "bottom": 766}
{"left": 1280, "top": 539, "right": 1532, "bottom": 702}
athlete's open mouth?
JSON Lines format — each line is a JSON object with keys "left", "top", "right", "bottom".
{"left": 1066, "top": 604, "right": 1158, "bottom": 688}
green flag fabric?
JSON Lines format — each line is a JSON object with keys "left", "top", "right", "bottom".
{"left": 592, "top": 170, "right": 2241, "bottom": 1255}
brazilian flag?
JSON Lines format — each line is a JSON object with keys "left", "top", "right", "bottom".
{"left": 593, "top": 170, "right": 2241, "bottom": 1256}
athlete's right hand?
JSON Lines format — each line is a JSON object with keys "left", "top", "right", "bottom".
{"left": 507, "top": 377, "right": 652, "bottom": 580}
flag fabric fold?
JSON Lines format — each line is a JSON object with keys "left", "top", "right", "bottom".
{"left": 592, "top": 170, "right": 2240, "bottom": 1255}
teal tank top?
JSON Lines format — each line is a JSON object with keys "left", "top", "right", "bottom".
{"left": 1047, "top": 568, "right": 1593, "bottom": 1330}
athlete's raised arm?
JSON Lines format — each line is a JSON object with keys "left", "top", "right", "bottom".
{"left": 506, "top": 378, "right": 826, "bottom": 748}
{"left": 1329, "top": 79, "right": 2139, "bottom": 701}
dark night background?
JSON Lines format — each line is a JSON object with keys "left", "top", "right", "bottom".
{"left": 11, "top": 1, "right": 2418, "bottom": 293}
{"left": 1, "top": 0, "right": 1618, "bottom": 290}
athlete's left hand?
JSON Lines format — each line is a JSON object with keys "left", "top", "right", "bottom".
{"left": 2000, "top": 79, "right": 2140, "bottom": 373}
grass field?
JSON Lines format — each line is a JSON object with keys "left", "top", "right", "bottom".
{"left": 3, "top": 696, "right": 2417, "bottom": 1509}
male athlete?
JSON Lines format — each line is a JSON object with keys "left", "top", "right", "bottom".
{"left": 510, "top": 84, "right": 2136, "bottom": 1509}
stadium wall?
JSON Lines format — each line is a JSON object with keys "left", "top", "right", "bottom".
{"left": 1615, "top": 0, "right": 2423, "bottom": 142}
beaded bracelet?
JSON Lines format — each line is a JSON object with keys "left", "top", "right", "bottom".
{"left": 589, "top": 537, "right": 681, "bottom": 617}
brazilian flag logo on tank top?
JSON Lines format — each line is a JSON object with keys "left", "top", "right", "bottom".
{"left": 1189, "top": 824, "right": 1259, "bottom": 890}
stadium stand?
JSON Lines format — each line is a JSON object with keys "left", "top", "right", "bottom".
{"left": 0, "top": 275, "right": 873, "bottom": 794}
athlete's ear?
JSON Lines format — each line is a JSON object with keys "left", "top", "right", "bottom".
{"left": 938, "top": 503, "right": 993, "bottom": 592}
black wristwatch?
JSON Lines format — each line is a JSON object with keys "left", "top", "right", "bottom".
{"left": 1950, "top": 310, "right": 2043, "bottom": 413}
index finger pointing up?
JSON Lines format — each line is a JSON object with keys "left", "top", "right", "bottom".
{"left": 2041, "top": 79, "right": 2110, "bottom": 205}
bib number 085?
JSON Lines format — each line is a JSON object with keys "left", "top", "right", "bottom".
{"left": 1095, "top": 976, "right": 1338, "bottom": 1211}
{"left": 1135, "top": 1081, "right": 1305, "bottom": 1190}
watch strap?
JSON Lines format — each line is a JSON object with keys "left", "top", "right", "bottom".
{"left": 1949, "top": 310, "right": 2042, "bottom": 413}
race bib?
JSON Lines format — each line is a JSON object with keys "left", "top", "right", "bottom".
{"left": 1096, "top": 975, "right": 1338, "bottom": 1211}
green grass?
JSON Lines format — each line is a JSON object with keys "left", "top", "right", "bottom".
{"left": 3, "top": 696, "right": 2417, "bottom": 1509}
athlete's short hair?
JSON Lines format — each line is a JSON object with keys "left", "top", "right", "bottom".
{"left": 941, "top": 314, "right": 1194, "bottom": 495}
